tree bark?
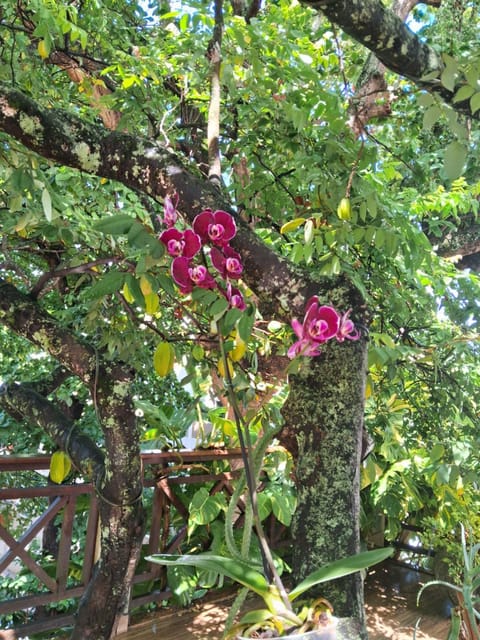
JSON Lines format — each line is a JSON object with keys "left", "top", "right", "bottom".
{"left": 300, "top": 0, "right": 477, "bottom": 120}
{"left": 0, "top": 279, "right": 145, "bottom": 640}
{"left": 282, "top": 283, "right": 368, "bottom": 634}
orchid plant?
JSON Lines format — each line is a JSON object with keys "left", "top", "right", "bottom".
{"left": 148, "top": 196, "right": 382, "bottom": 638}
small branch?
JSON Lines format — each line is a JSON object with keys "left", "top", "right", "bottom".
{"left": 207, "top": 0, "right": 224, "bottom": 186}
{"left": 218, "top": 331, "right": 292, "bottom": 613}
{"left": 30, "top": 257, "right": 131, "bottom": 298}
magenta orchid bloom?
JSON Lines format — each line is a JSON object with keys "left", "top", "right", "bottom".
{"left": 193, "top": 209, "right": 237, "bottom": 246}
{"left": 210, "top": 246, "right": 243, "bottom": 279}
{"left": 171, "top": 257, "right": 217, "bottom": 294}
{"left": 287, "top": 297, "right": 340, "bottom": 359}
{"left": 160, "top": 228, "right": 201, "bottom": 259}
{"left": 337, "top": 309, "right": 360, "bottom": 342}
{"left": 225, "top": 283, "right": 246, "bottom": 310}
{"left": 162, "top": 193, "right": 179, "bottom": 227}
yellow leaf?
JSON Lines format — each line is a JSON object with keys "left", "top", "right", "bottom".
{"left": 217, "top": 358, "right": 234, "bottom": 379}
{"left": 144, "top": 292, "right": 160, "bottom": 315}
{"left": 50, "top": 451, "right": 72, "bottom": 484}
{"left": 139, "top": 275, "right": 153, "bottom": 296}
{"left": 153, "top": 342, "right": 175, "bottom": 377}
{"left": 365, "top": 379, "right": 373, "bottom": 400}
{"left": 280, "top": 217, "right": 306, "bottom": 234}
{"left": 122, "top": 282, "right": 135, "bottom": 304}
{"left": 37, "top": 40, "right": 49, "bottom": 59}
{"left": 230, "top": 334, "right": 246, "bottom": 362}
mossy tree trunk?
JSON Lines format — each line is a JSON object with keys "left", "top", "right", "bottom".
{"left": 0, "top": 280, "right": 145, "bottom": 640}
{"left": 282, "top": 288, "right": 368, "bottom": 635}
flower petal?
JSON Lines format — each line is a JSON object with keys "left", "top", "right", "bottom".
{"left": 193, "top": 210, "right": 214, "bottom": 242}
{"left": 171, "top": 257, "right": 193, "bottom": 293}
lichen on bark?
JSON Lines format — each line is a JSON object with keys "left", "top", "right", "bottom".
{"left": 282, "top": 326, "right": 368, "bottom": 635}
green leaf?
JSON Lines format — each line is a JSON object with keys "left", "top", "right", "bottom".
{"left": 221, "top": 307, "right": 243, "bottom": 335}
{"left": 443, "top": 141, "right": 467, "bottom": 181}
{"left": 423, "top": 105, "right": 442, "bottom": 131}
{"left": 41, "top": 188, "right": 53, "bottom": 221}
{"left": 265, "top": 485, "right": 296, "bottom": 527}
{"left": 237, "top": 304, "right": 256, "bottom": 343}
{"left": 429, "top": 443, "right": 445, "bottom": 463}
{"left": 288, "top": 547, "right": 394, "bottom": 601}
{"left": 470, "top": 92, "right": 480, "bottom": 115}
{"left": 88, "top": 270, "right": 125, "bottom": 298}
{"left": 146, "top": 553, "right": 270, "bottom": 599}
{"left": 94, "top": 214, "right": 134, "bottom": 235}
{"left": 188, "top": 488, "right": 226, "bottom": 535}
{"left": 453, "top": 85, "right": 475, "bottom": 103}
{"left": 167, "top": 565, "right": 197, "bottom": 607}
{"left": 157, "top": 272, "right": 176, "bottom": 296}
{"left": 440, "top": 54, "right": 458, "bottom": 92}
{"left": 209, "top": 297, "right": 229, "bottom": 320}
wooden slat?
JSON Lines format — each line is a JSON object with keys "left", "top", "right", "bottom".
{"left": 56, "top": 495, "right": 77, "bottom": 590}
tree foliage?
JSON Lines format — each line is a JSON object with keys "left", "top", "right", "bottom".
{"left": 0, "top": 0, "right": 479, "bottom": 638}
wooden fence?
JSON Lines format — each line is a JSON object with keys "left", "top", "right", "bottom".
{"left": 0, "top": 450, "right": 285, "bottom": 637}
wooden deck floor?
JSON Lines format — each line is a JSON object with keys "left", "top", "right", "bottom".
{"left": 117, "top": 562, "right": 452, "bottom": 640}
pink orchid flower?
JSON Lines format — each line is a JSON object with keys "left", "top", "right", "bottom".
{"left": 210, "top": 246, "right": 243, "bottom": 279}
{"left": 162, "top": 193, "right": 179, "bottom": 227}
{"left": 171, "top": 257, "right": 217, "bottom": 294}
{"left": 336, "top": 309, "right": 360, "bottom": 342}
{"left": 193, "top": 209, "right": 237, "bottom": 246}
{"left": 287, "top": 297, "right": 340, "bottom": 359}
{"left": 225, "top": 283, "right": 246, "bottom": 310}
{"left": 159, "top": 228, "right": 201, "bottom": 259}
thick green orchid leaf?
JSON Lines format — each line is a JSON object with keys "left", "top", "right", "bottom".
{"left": 288, "top": 547, "right": 394, "bottom": 601}
{"left": 146, "top": 553, "right": 270, "bottom": 599}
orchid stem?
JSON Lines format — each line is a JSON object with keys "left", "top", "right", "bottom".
{"left": 218, "top": 328, "right": 292, "bottom": 613}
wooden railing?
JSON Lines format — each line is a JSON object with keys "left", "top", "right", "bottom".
{"left": 1, "top": 450, "right": 284, "bottom": 637}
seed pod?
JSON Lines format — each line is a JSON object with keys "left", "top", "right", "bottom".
{"left": 337, "top": 198, "right": 352, "bottom": 221}
{"left": 50, "top": 451, "right": 72, "bottom": 484}
{"left": 153, "top": 342, "right": 175, "bottom": 377}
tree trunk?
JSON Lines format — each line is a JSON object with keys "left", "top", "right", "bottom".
{"left": 282, "top": 324, "right": 367, "bottom": 635}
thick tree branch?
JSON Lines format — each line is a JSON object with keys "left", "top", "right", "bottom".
{"left": 0, "top": 83, "right": 357, "bottom": 318}
{"left": 303, "top": 0, "right": 477, "bottom": 120}
{"left": 0, "top": 382, "right": 104, "bottom": 480}
{"left": 0, "top": 277, "right": 97, "bottom": 383}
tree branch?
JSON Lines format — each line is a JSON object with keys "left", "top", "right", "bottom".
{"left": 0, "top": 382, "right": 104, "bottom": 480}
{"left": 206, "top": 0, "right": 224, "bottom": 186}
{"left": 0, "top": 277, "right": 97, "bottom": 383}
{"left": 0, "top": 83, "right": 356, "bottom": 317}
{"left": 302, "top": 0, "right": 477, "bottom": 119}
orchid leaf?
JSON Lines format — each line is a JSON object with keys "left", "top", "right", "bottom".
{"left": 146, "top": 553, "right": 270, "bottom": 599}
{"left": 288, "top": 547, "right": 394, "bottom": 601}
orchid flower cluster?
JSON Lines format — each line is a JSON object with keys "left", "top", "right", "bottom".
{"left": 287, "top": 296, "right": 360, "bottom": 359}
{"left": 160, "top": 195, "right": 359, "bottom": 359}
{"left": 159, "top": 194, "right": 246, "bottom": 311}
